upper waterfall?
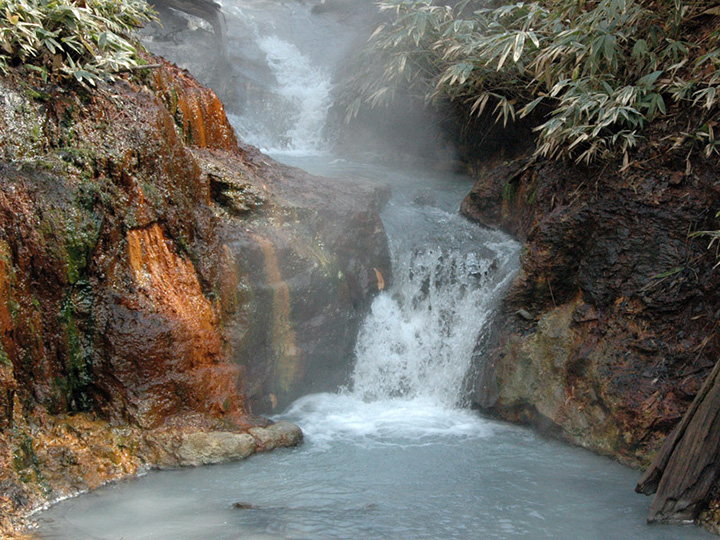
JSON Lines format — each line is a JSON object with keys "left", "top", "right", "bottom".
{"left": 250, "top": 35, "right": 333, "bottom": 153}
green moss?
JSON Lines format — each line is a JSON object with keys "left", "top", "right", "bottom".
{"left": 64, "top": 203, "right": 102, "bottom": 286}
{"left": 140, "top": 180, "right": 161, "bottom": 206}
{"left": 0, "top": 341, "right": 11, "bottom": 368}
{"left": 527, "top": 185, "right": 538, "bottom": 206}
{"left": 24, "top": 87, "right": 51, "bottom": 102}
{"left": 65, "top": 227, "right": 93, "bottom": 285}
{"left": 59, "top": 286, "right": 95, "bottom": 412}
{"left": 175, "top": 232, "right": 191, "bottom": 258}
{"left": 12, "top": 431, "right": 50, "bottom": 493}
{"left": 8, "top": 297, "right": 21, "bottom": 321}
{"left": 502, "top": 181, "right": 516, "bottom": 202}
{"left": 13, "top": 431, "right": 38, "bottom": 473}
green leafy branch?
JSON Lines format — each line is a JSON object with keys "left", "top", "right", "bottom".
{"left": 0, "top": 0, "right": 156, "bottom": 86}
{"left": 345, "top": 0, "right": 720, "bottom": 164}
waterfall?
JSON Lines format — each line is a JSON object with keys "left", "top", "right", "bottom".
{"left": 222, "top": 0, "right": 520, "bottom": 415}
{"left": 227, "top": 30, "right": 334, "bottom": 153}
{"left": 222, "top": 0, "right": 348, "bottom": 154}
{"left": 284, "top": 195, "right": 519, "bottom": 445}
{"left": 352, "top": 243, "right": 516, "bottom": 407}
{"left": 255, "top": 35, "right": 333, "bottom": 153}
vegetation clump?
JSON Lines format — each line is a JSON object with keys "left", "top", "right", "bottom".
{"left": 346, "top": 0, "right": 720, "bottom": 164}
{"left": 0, "top": 0, "right": 155, "bottom": 86}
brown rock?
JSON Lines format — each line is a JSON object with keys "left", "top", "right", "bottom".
{"left": 249, "top": 420, "right": 303, "bottom": 451}
{"left": 465, "top": 152, "right": 720, "bottom": 467}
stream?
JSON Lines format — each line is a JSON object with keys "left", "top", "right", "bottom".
{"left": 35, "top": 1, "right": 715, "bottom": 539}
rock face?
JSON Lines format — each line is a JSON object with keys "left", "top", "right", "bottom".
{"left": 0, "top": 58, "right": 387, "bottom": 535}
{"left": 212, "top": 149, "right": 389, "bottom": 411}
{"left": 463, "top": 151, "right": 720, "bottom": 470}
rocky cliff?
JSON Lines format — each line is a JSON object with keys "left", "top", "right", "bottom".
{"left": 463, "top": 137, "right": 720, "bottom": 524}
{"left": 0, "top": 58, "right": 388, "bottom": 535}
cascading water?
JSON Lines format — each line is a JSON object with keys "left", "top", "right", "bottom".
{"left": 279, "top": 170, "right": 521, "bottom": 446}
{"left": 352, "top": 243, "right": 515, "bottom": 406}
{"left": 220, "top": 0, "right": 352, "bottom": 154}
{"left": 33, "top": 2, "right": 717, "bottom": 539}
{"left": 254, "top": 35, "right": 333, "bottom": 153}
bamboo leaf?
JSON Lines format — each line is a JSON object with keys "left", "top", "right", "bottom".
{"left": 470, "top": 92, "right": 491, "bottom": 117}
{"left": 513, "top": 32, "right": 525, "bottom": 63}
{"left": 496, "top": 43, "right": 512, "bottom": 71}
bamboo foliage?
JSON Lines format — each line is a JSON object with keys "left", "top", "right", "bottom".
{"left": 0, "top": 0, "right": 156, "bottom": 86}
{"left": 346, "top": 0, "right": 720, "bottom": 163}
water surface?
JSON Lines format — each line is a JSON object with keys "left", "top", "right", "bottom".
{"left": 37, "top": 393, "right": 712, "bottom": 540}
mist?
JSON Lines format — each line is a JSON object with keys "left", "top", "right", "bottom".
{"left": 141, "top": 0, "right": 457, "bottom": 165}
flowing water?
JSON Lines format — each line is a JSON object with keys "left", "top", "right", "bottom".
{"left": 35, "top": 2, "right": 715, "bottom": 539}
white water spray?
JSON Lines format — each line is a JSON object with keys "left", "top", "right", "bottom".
{"left": 256, "top": 36, "right": 333, "bottom": 153}
{"left": 352, "top": 239, "right": 517, "bottom": 407}
{"left": 283, "top": 195, "right": 519, "bottom": 446}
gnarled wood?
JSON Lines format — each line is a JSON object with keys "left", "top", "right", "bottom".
{"left": 636, "top": 358, "right": 720, "bottom": 522}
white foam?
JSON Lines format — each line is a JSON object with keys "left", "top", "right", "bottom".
{"left": 255, "top": 35, "right": 333, "bottom": 153}
{"left": 352, "top": 238, "right": 518, "bottom": 408}
{"left": 282, "top": 392, "right": 495, "bottom": 451}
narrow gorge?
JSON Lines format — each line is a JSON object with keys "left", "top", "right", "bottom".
{"left": 0, "top": 0, "right": 719, "bottom": 538}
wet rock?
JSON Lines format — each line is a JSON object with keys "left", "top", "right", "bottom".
{"left": 153, "top": 60, "right": 237, "bottom": 151}
{"left": 465, "top": 152, "right": 720, "bottom": 467}
{"left": 249, "top": 420, "right": 303, "bottom": 451}
{"left": 177, "top": 432, "right": 256, "bottom": 466}
{"left": 232, "top": 501, "right": 258, "bottom": 509}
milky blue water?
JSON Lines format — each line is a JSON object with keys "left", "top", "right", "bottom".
{"left": 36, "top": 392, "right": 713, "bottom": 540}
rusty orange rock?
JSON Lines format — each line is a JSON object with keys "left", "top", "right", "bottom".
{"left": 0, "top": 49, "right": 389, "bottom": 537}
{"left": 153, "top": 60, "right": 238, "bottom": 151}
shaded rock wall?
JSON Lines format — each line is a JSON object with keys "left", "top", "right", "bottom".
{"left": 463, "top": 151, "right": 720, "bottom": 468}
{"left": 0, "top": 58, "right": 387, "bottom": 535}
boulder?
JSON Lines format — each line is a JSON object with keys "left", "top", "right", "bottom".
{"left": 177, "top": 432, "right": 256, "bottom": 466}
{"left": 249, "top": 420, "right": 304, "bottom": 451}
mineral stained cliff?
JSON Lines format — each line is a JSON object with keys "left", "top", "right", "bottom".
{"left": 0, "top": 58, "right": 388, "bottom": 535}
{"left": 463, "top": 145, "right": 720, "bottom": 524}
